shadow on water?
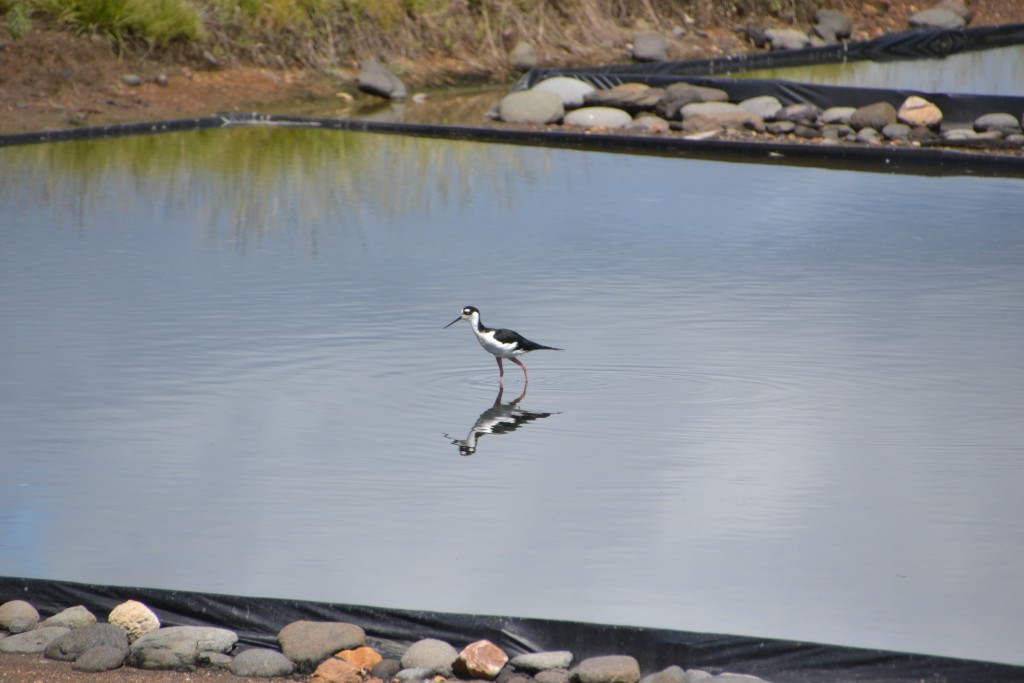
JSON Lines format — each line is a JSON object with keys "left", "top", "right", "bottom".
{"left": 443, "top": 385, "right": 560, "bottom": 456}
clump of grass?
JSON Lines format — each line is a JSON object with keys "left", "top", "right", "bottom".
{"left": 20, "top": 0, "right": 204, "bottom": 47}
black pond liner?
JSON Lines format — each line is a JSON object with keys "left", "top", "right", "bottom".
{"left": 515, "top": 23, "right": 1024, "bottom": 84}
{"left": 2, "top": 576, "right": 1022, "bottom": 683}
{"left": 1, "top": 112, "right": 1023, "bottom": 179}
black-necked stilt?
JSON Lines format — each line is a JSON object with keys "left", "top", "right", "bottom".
{"left": 444, "top": 306, "right": 562, "bottom": 384}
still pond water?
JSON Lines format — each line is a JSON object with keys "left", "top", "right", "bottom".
{"left": 1, "top": 128, "right": 1023, "bottom": 666}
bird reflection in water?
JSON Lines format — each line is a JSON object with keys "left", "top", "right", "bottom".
{"left": 444, "top": 385, "right": 559, "bottom": 456}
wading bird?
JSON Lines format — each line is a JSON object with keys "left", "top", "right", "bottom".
{"left": 444, "top": 306, "right": 562, "bottom": 384}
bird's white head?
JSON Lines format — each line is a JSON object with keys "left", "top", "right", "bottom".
{"left": 444, "top": 306, "right": 480, "bottom": 329}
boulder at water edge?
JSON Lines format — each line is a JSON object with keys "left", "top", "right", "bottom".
{"left": 278, "top": 620, "right": 366, "bottom": 673}
{"left": 127, "top": 626, "right": 237, "bottom": 671}
{"left": 497, "top": 91, "right": 564, "bottom": 124}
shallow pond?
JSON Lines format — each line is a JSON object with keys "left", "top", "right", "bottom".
{"left": 1, "top": 127, "right": 1023, "bottom": 666}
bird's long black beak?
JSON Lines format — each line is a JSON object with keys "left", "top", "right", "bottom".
{"left": 444, "top": 316, "right": 462, "bottom": 329}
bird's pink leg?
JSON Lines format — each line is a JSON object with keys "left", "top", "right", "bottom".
{"left": 510, "top": 357, "right": 529, "bottom": 384}
{"left": 495, "top": 357, "right": 504, "bottom": 382}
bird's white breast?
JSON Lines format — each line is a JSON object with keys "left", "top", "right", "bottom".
{"left": 474, "top": 328, "right": 522, "bottom": 358}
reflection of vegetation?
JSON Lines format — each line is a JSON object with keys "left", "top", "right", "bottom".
{"left": 0, "top": 126, "right": 546, "bottom": 251}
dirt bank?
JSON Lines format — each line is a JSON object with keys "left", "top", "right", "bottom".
{"left": 2, "top": 1, "right": 1023, "bottom": 136}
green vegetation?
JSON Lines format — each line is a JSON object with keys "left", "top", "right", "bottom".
{"left": 3, "top": 0, "right": 820, "bottom": 79}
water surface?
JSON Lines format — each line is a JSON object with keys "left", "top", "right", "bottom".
{"left": 1, "top": 128, "right": 1023, "bottom": 666}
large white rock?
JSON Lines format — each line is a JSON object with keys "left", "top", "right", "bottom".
{"left": 564, "top": 106, "right": 633, "bottom": 129}
{"left": 531, "top": 77, "right": 597, "bottom": 108}
{"left": 898, "top": 96, "right": 943, "bottom": 128}
{"left": 497, "top": 90, "right": 564, "bottom": 124}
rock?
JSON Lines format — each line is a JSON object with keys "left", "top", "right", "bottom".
{"left": 745, "top": 23, "right": 769, "bottom": 49}
{"left": 45, "top": 623, "right": 129, "bottom": 661}
{"left": 639, "top": 665, "right": 688, "bottom": 683}
{"left": 337, "top": 646, "right": 383, "bottom": 671}
{"left": 909, "top": 125, "right": 941, "bottom": 142}
{"left": 121, "top": 74, "right": 142, "bottom": 86}
{"left": 766, "top": 120, "right": 796, "bottom": 134}
{"left": 357, "top": 60, "right": 407, "bottom": 100}
{"left": 510, "top": 651, "right": 574, "bottom": 673}
{"left": 232, "top": 648, "right": 296, "bottom": 677}
{"left": 400, "top": 638, "right": 458, "bottom": 676}
{"left": 564, "top": 107, "right": 632, "bottom": 129}
{"left": 509, "top": 42, "right": 537, "bottom": 71}
{"left": 764, "top": 28, "right": 810, "bottom": 51}
{"left": 583, "top": 83, "right": 665, "bottom": 113}
{"left": 532, "top": 77, "right": 596, "bottom": 108}
{"left": 820, "top": 106, "right": 857, "bottom": 125}
{"left": 537, "top": 670, "right": 572, "bottom": 683}
{"left": 680, "top": 102, "right": 765, "bottom": 133}
{"left": 499, "top": 673, "right": 539, "bottom": 683}
{"left": 813, "top": 9, "right": 853, "bottom": 39}
{"left": 710, "top": 675, "right": 771, "bottom": 683}
{"left": 396, "top": 667, "right": 436, "bottom": 681}
{"left": 793, "top": 123, "right": 820, "bottom": 138}
{"left": 0, "top": 627, "right": 70, "bottom": 654}
{"left": 371, "top": 659, "right": 402, "bottom": 679}
{"left": 570, "top": 655, "right": 641, "bottom": 683}
{"left": 454, "top": 640, "right": 509, "bottom": 680}
{"left": 908, "top": 7, "right": 966, "bottom": 29}
{"left": 775, "top": 103, "right": 820, "bottom": 124}
{"left": 313, "top": 657, "right": 363, "bottom": 683}
{"left": 655, "top": 82, "right": 729, "bottom": 119}
{"left": 156, "top": 73, "right": 169, "bottom": 86}
{"left": 882, "top": 122, "right": 912, "bottom": 141}
{"left": 201, "top": 652, "right": 233, "bottom": 668}
{"left": 127, "top": 626, "right": 238, "bottom": 671}
{"left": 975, "top": 112, "right": 1022, "bottom": 135}
{"left": 108, "top": 600, "right": 160, "bottom": 643}
{"left": 943, "top": 127, "right": 980, "bottom": 141}
{"left": 738, "top": 95, "right": 782, "bottom": 121}
{"left": 72, "top": 645, "right": 127, "bottom": 672}
{"left": 933, "top": 0, "right": 972, "bottom": 22}
{"left": 278, "top": 621, "right": 365, "bottom": 673}
{"left": 849, "top": 101, "right": 897, "bottom": 130}
{"left": 626, "top": 114, "right": 671, "bottom": 133}
{"left": 42, "top": 606, "right": 97, "bottom": 630}
{"left": 632, "top": 30, "right": 669, "bottom": 62}
{"left": 898, "top": 96, "right": 943, "bottom": 128}
{"left": 822, "top": 123, "right": 855, "bottom": 140}
{"left": 856, "top": 127, "right": 883, "bottom": 144}
{"left": 496, "top": 90, "right": 564, "bottom": 124}
{"left": 0, "top": 600, "right": 39, "bottom": 633}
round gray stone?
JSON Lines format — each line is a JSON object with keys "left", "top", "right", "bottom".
{"left": 571, "top": 655, "right": 641, "bottom": 683}
{"left": 400, "top": 638, "right": 458, "bottom": 676}
{"left": 277, "top": 620, "right": 365, "bottom": 673}
{"left": 231, "top": 647, "right": 295, "bottom": 677}
{"left": 128, "top": 625, "right": 238, "bottom": 671}
{"left": 72, "top": 645, "right": 127, "bottom": 672}
{"left": 0, "top": 600, "right": 39, "bottom": 633}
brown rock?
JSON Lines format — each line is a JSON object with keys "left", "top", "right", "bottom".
{"left": 849, "top": 101, "right": 897, "bottom": 131}
{"left": 898, "top": 96, "right": 943, "bottom": 128}
{"left": 337, "top": 645, "right": 383, "bottom": 671}
{"left": 454, "top": 639, "right": 509, "bottom": 680}
{"left": 313, "top": 657, "right": 363, "bottom": 683}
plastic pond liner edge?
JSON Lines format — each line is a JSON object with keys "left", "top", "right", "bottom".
{"left": 2, "top": 576, "right": 1024, "bottom": 683}
{"left": 1, "top": 112, "right": 1022, "bottom": 179}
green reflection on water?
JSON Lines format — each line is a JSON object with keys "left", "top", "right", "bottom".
{"left": 1, "top": 125, "right": 549, "bottom": 247}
